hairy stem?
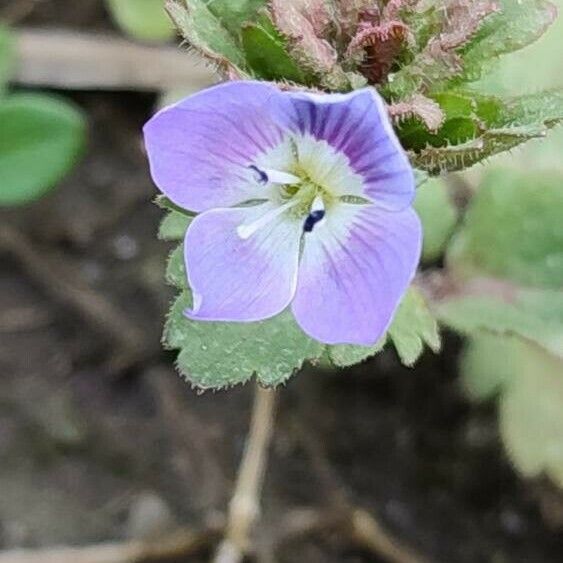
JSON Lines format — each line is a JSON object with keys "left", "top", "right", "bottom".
{"left": 213, "top": 385, "right": 278, "bottom": 563}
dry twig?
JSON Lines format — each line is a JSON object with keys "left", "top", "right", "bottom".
{"left": 13, "top": 28, "right": 215, "bottom": 92}
{"left": 0, "top": 526, "right": 219, "bottom": 563}
{"left": 213, "top": 385, "right": 278, "bottom": 563}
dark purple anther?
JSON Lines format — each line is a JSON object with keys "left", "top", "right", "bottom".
{"left": 304, "top": 210, "right": 326, "bottom": 232}
{"left": 249, "top": 165, "right": 268, "bottom": 185}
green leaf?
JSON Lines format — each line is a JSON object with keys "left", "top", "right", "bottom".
{"left": 459, "top": 0, "right": 558, "bottom": 83}
{"left": 106, "top": 0, "right": 175, "bottom": 42}
{"left": 328, "top": 339, "right": 385, "bottom": 368}
{"left": 398, "top": 91, "right": 504, "bottom": 152}
{"left": 158, "top": 209, "right": 192, "bottom": 241}
{"left": 447, "top": 168, "right": 563, "bottom": 288}
{"left": 435, "top": 284, "right": 563, "bottom": 360}
{"left": 164, "top": 292, "right": 325, "bottom": 389}
{"left": 241, "top": 20, "right": 306, "bottom": 82}
{"left": 460, "top": 333, "right": 526, "bottom": 402}
{"left": 414, "top": 177, "right": 459, "bottom": 262}
{"left": 408, "top": 90, "right": 563, "bottom": 173}
{"left": 472, "top": 0, "right": 563, "bottom": 96}
{"left": 166, "top": 0, "right": 247, "bottom": 68}
{"left": 412, "top": 126, "right": 548, "bottom": 173}
{"left": 0, "top": 25, "right": 14, "bottom": 97}
{"left": 499, "top": 341, "right": 563, "bottom": 488}
{"left": 500, "top": 90, "right": 563, "bottom": 129}
{"left": 0, "top": 94, "right": 86, "bottom": 207}
{"left": 388, "top": 288, "right": 441, "bottom": 366}
{"left": 460, "top": 333, "right": 563, "bottom": 488}
{"left": 166, "top": 244, "right": 187, "bottom": 288}
{"left": 204, "top": 0, "right": 266, "bottom": 36}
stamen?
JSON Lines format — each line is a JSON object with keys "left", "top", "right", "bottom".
{"left": 237, "top": 199, "right": 300, "bottom": 240}
{"left": 311, "top": 195, "right": 325, "bottom": 213}
{"left": 304, "top": 210, "right": 326, "bottom": 233}
{"left": 304, "top": 196, "right": 326, "bottom": 233}
{"left": 249, "top": 165, "right": 268, "bottom": 185}
{"left": 262, "top": 169, "right": 301, "bottom": 185}
{"left": 248, "top": 165, "right": 300, "bottom": 186}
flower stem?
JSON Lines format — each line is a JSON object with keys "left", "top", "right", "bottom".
{"left": 213, "top": 384, "right": 278, "bottom": 563}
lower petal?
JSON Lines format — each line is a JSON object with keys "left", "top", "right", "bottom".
{"left": 184, "top": 203, "right": 302, "bottom": 322}
{"left": 291, "top": 203, "right": 422, "bottom": 345}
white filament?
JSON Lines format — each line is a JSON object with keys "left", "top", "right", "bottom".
{"left": 262, "top": 169, "right": 301, "bottom": 185}
{"left": 237, "top": 199, "right": 300, "bottom": 240}
{"left": 311, "top": 195, "right": 325, "bottom": 214}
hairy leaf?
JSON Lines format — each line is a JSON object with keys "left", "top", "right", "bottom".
{"left": 411, "top": 91, "right": 563, "bottom": 173}
{"left": 472, "top": 0, "right": 563, "bottom": 96}
{"left": 158, "top": 209, "right": 193, "bottom": 241}
{"left": 329, "top": 339, "right": 386, "bottom": 368}
{"left": 388, "top": 287, "right": 441, "bottom": 366}
{"left": 500, "top": 90, "right": 563, "bottom": 129}
{"left": 269, "top": 0, "right": 340, "bottom": 76}
{"left": 459, "top": 0, "right": 557, "bottom": 83}
{"left": 398, "top": 90, "right": 504, "bottom": 153}
{"left": 165, "top": 292, "right": 325, "bottom": 389}
{"left": 204, "top": 0, "right": 266, "bottom": 36}
{"left": 412, "top": 126, "right": 548, "bottom": 173}
{"left": 386, "top": 0, "right": 554, "bottom": 97}
{"left": 166, "top": 244, "right": 187, "bottom": 288}
{"left": 166, "top": 0, "right": 247, "bottom": 68}
{"left": 241, "top": 19, "right": 306, "bottom": 82}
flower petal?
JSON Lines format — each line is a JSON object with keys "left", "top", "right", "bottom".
{"left": 184, "top": 203, "right": 302, "bottom": 322}
{"left": 144, "top": 82, "right": 288, "bottom": 213}
{"left": 281, "top": 89, "right": 415, "bottom": 210}
{"left": 291, "top": 203, "right": 422, "bottom": 345}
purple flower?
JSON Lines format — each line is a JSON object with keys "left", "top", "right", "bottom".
{"left": 144, "top": 81, "right": 421, "bottom": 346}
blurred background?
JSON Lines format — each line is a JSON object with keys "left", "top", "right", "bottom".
{"left": 0, "top": 1, "right": 562, "bottom": 562}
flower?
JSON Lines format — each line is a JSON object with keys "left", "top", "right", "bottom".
{"left": 144, "top": 81, "right": 421, "bottom": 346}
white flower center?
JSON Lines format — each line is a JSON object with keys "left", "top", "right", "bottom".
{"left": 238, "top": 136, "right": 366, "bottom": 239}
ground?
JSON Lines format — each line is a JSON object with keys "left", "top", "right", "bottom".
{"left": 0, "top": 1, "right": 562, "bottom": 562}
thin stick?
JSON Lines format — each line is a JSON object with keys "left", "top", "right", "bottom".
{"left": 0, "top": 525, "right": 219, "bottom": 563}
{"left": 213, "top": 385, "right": 278, "bottom": 563}
{"left": 13, "top": 28, "right": 215, "bottom": 92}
